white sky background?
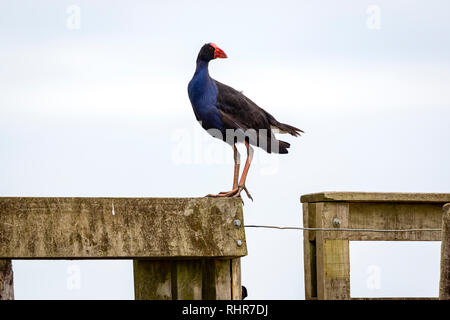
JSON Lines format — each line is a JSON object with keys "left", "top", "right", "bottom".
{"left": 1, "top": 0, "right": 449, "bottom": 299}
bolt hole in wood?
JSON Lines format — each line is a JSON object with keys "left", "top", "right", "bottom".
{"left": 349, "top": 241, "right": 441, "bottom": 298}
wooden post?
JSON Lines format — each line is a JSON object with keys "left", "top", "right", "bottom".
{"left": 202, "top": 259, "right": 232, "bottom": 300}
{"left": 174, "top": 260, "right": 203, "bottom": 299}
{"left": 315, "top": 202, "right": 350, "bottom": 300}
{"left": 133, "top": 258, "right": 241, "bottom": 300}
{"left": 0, "top": 260, "right": 14, "bottom": 300}
{"left": 133, "top": 260, "right": 172, "bottom": 300}
{"left": 303, "top": 202, "right": 351, "bottom": 300}
{"left": 440, "top": 203, "right": 450, "bottom": 300}
{"left": 302, "top": 202, "right": 317, "bottom": 299}
{"left": 231, "top": 259, "right": 242, "bottom": 300}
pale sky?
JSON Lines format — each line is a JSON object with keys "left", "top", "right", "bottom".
{"left": 1, "top": 0, "right": 449, "bottom": 299}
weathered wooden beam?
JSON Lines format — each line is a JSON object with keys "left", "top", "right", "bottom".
{"left": 351, "top": 297, "right": 438, "bottom": 300}
{"left": 339, "top": 202, "right": 441, "bottom": 241}
{"left": 0, "top": 260, "right": 14, "bottom": 300}
{"left": 0, "top": 197, "right": 246, "bottom": 259}
{"left": 301, "top": 192, "right": 450, "bottom": 204}
{"left": 440, "top": 203, "right": 450, "bottom": 300}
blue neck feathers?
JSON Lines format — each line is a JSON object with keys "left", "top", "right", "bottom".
{"left": 188, "top": 59, "right": 223, "bottom": 131}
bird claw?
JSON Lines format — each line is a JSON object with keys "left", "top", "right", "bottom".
{"left": 234, "top": 184, "right": 253, "bottom": 202}
{"left": 205, "top": 184, "right": 253, "bottom": 202}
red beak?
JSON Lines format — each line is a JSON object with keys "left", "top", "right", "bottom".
{"left": 210, "top": 43, "right": 228, "bottom": 59}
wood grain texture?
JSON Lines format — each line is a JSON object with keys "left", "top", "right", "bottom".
{"left": 314, "top": 203, "right": 350, "bottom": 300}
{"left": 304, "top": 202, "right": 442, "bottom": 241}
{"left": 202, "top": 259, "right": 234, "bottom": 300}
{"left": 302, "top": 203, "right": 316, "bottom": 299}
{"left": 0, "top": 197, "right": 246, "bottom": 259}
{"left": 301, "top": 192, "right": 450, "bottom": 204}
{"left": 174, "top": 260, "right": 203, "bottom": 300}
{"left": 231, "top": 259, "right": 242, "bottom": 300}
{"left": 346, "top": 202, "right": 442, "bottom": 241}
{"left": 133, "top": 259, "right": 240, "bottom": 300}
{"left": 133, "top": 260, "right": 172, "bottom": 300}
{"left": 440, "top": 203, "right": 450, "bottom": 300}
{"left": 214, "top": 260, "right": 232, "bottom": 300}
{"left": 0, "top": 260, "right": 14, "bottom": 300}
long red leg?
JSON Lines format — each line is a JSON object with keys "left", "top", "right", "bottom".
{"left": 234, "top": 141, "right": 254, "bottom": 200}
{"left": 218, "top": 144, "right": 240, "bottom": 194}
{"left": 205, "top": 142, "right": 253, "bottom": 201}
{"left": 238, "top": 141, "right": 253, "bottom": 187}
{"left": 232, "top": 144, "right": 240, "bottom": 189}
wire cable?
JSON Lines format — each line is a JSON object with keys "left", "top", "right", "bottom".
{"left": 244, "top": 225, "right": 441, "bottom": 232}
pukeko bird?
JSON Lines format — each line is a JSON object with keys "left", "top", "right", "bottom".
{"left": 188, "top": 43, "right": 303, "bottom": 200}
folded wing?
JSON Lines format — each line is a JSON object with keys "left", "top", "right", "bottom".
{"left": 214, "top": 80, "right": 303, "bottom": 154}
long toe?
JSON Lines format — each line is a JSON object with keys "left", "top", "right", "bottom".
{"left": 242, "top": 186, "right": 254, "bottom": 201}
{"left": 205, "top": 188, "right": 239, "bottom": 198}
{"left": 206, "top": 185, "right": 253, "bottom": 201}
{"left": 236, "top": 185, "right": 253, "bottom": 201}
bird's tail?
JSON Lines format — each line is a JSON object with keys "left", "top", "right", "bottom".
{"left": 258, "top": 137, "right": 291, "bottom": 154}
{"left": 247, "top": 109, "right": 303, "bottom": 154}
{"left": 262, "top": 109, "right": 304, "bottom": 137}
{"left": 277, "top": 140, "right": 291, "bottom": 154}
{"left": 271, "top": 122, "right": 304, "bottom": 137}
{"left": 268, "top": 119, "right": 303, "bottom": 153}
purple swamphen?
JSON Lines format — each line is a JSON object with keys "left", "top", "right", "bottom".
{"left": 188, "top": 43, "right": 303, "bottom": 201}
